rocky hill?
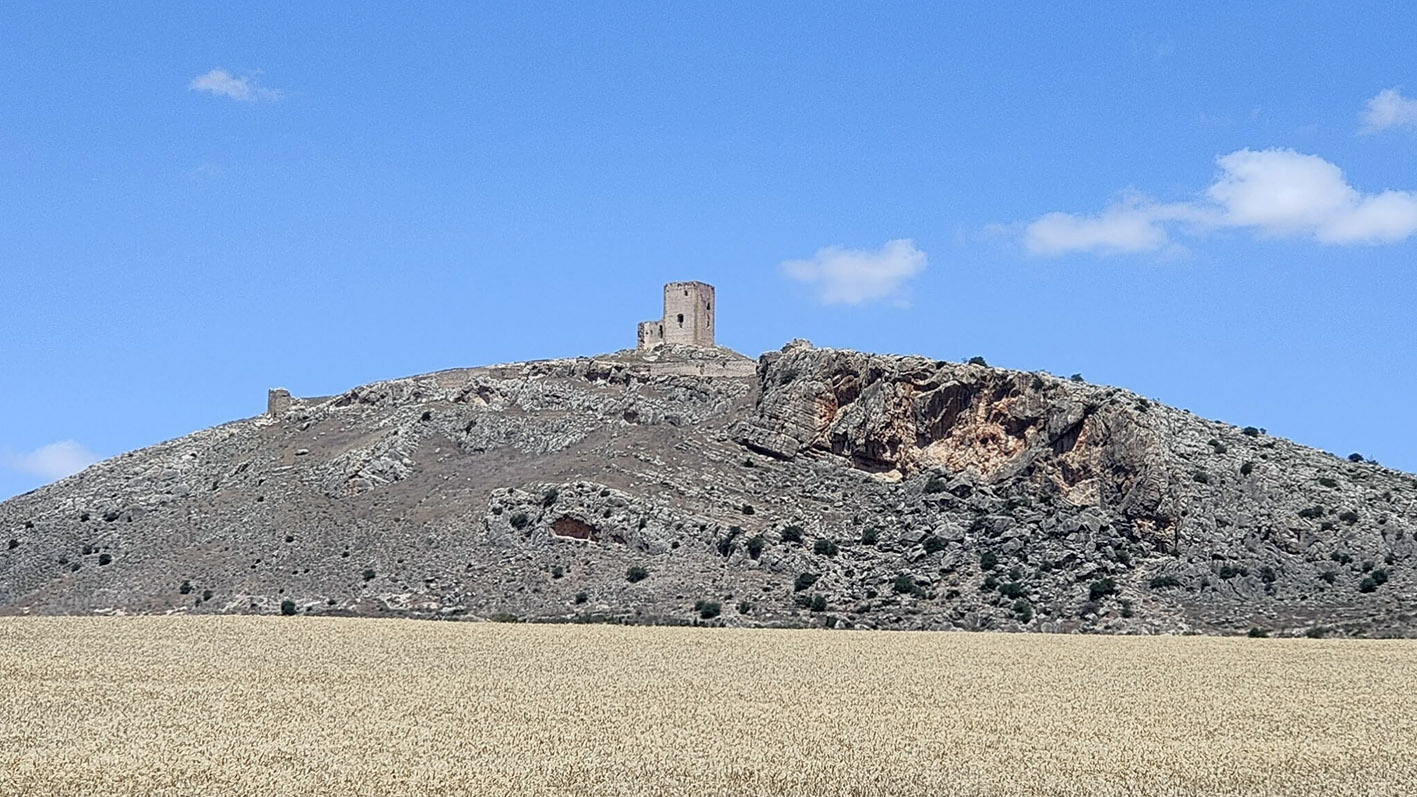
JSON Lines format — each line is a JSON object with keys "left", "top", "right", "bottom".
{"left": 3, "top": 341, "right": 1415, "bottom": 636}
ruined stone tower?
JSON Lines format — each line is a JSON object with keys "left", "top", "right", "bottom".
{"left": 637, "top": 281, "right": 714, "bottom": 349}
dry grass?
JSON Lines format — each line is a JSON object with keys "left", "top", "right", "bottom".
{"left": 1, "top": 617, "right": 1414, "bottom": 796}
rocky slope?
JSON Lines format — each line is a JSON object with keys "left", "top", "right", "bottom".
{"left": 3, "top": 341, "right": 1415, "bottom": 636}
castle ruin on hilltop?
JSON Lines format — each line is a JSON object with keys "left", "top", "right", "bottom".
{"left": 637, "top": 281, "right": 714, "bottom": 349}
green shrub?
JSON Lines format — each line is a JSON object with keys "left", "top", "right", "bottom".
{"left": 1240, "top": 461, "right": 1254, "bottom": 476}
{"left": 625, "top": 566, "right": 649, "bottom": 583}
{"left": 736, "top": 601, "right": 752, "bottom": 614}
{"left": 1088, "top": 578, "right": 1117, "bottom": 601}
{"left": 179, "top": 580, "right": 192, "bottom": 595}
{"left": 361, "top": 568, "right": 376, "bottom": 581}
{"left": 1319, "top": 571, "right": 1337, "bottom": 584}
{"left": 5, "top": 539, "right": 16, "bottom": 550}
{"left": 891, "top": 573, "right": 916, "bottom": 594}
{"left": 1218, "top": 564, "right": 1247, "bottom": 579}
{"left": 1318, "top": 477, "right": 1338, "bottom": 488}
{"left": 574, "top": 591, "right": 588, "bottom": 604}
{"left": 201, "top": 589, "right": 213, "bottom": 602}
{"left": 1305, "top": 626, "right": 1329, "bottom": 639}
{"left": 967, "top": 356, "right": 988, "bottom": 366}
{"left": 746, "top": 535, "right": 766, "bottom": 560}
{"left": 1359, "top": 575, "right": 1378, "bottom": 593}
{"left": 694, "top": 600, "right": 722, "bottom": 619}
{"left": 280, "top": 599, "right": 297, "bottom": 616}
{"left": 924, "top": 476, "right": 948, "bottom": 494}
{"left": 1371, "top": 569, "right": 1389, "bottom": 586}
{"left": 794, "top": 572, "right": 820, "bottom": 592}
{"left": 741, "top": 504, "right": 755, "bottom": 515}
{"left": 541, "top": 489, "right": 558, "bottom": 507}
{"left": 814, "top": 539, "right": 839, "bottom": 557}
{"left": 1247, "top": 627, "right": 1269, "bottom": 638}
{"left": 1298, "top": 505, "right": 1325, "bottom": 519}
{"left": 1348, "top": 452, "right": 1365, "bottom": 463}
{"left": 1069, "top": 373, "right": 1084, "bottom": 382}
{"left": 1192, "top": 471, "right": 1210, "bottom": 485}
{"left": 780, "top": 525, "right": 804, "bottom": 543}
{"left": 1013, "top": 599, "right": 1033, "bottom": 623}
{"left": 1259, "top": 566, "right": 1277, "bottom": 584}
{"left": 98, "top": 553, "right": 112, "bottom": 566}
{"left": 998, "top": 581, "right": 1025, "bottom": 599}
{"left": 551, "top": 565, "right": 564, "bottom": 579}
{"left": 922, "top": 536, "right": 946, "bottom": 554}
{"left": 509, "top": 512, "right": 530, "bottom": 530}
{"left": 809, "top": 594, "right": 827, "bottom": 612}
{"left": 981, "top": 576, "right": 999, "bottom": 592}
{"left": 1242, "top": 426, "right": 1260, "bottom": 437}
{"left": 1338, "top": 510, "right": 1359, "bottom": 525}
{"left": 860, "top": 528, "right": 879, "bottom": 546}
{"left": 979, "top": 551, "right": 998, "bottom": 571}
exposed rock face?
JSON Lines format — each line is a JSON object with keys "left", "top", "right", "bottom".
{"left": 2, "top": 342, "right": 1414, "bottom": 637}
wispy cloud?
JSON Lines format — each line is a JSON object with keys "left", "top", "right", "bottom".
{"left": 1014, "top": 148, "right": 1417, "bottom": 257}
{"left": 3, "top": 441, "right": 100, "bottom": 481}
{"left": 782, "top": 239, "right": 927, "bottom": 304}
{"left": 1361, "top": 88, "right": 1417, "bottom": 133}
{"left": 188, "top": 68, "right": 282, "bottom": 102}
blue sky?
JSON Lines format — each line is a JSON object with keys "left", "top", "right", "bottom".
{"left": 4, "top": 3, "right": 1417, "bottom": 498}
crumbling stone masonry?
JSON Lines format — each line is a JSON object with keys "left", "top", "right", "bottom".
{"left": 637, "top": 281, "right": 715, "bottom": 349}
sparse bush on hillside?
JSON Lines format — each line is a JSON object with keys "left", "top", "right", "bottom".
{"left": 891, "top": 573, "right": 916, "bottom": 594}
{"left": 1069, "top": 373, "right": 1084, "bottom": 382}
{"left": 1348, "top": 453, "right": 1365, "bottom": 463}
{"left": 551, "top": 565, "right": 564, "bottom": 579}
{"left": 1248, "top": 627, "right": 1269, "bottom": 638}
{"left": 5, "top": 539, "right": 16, "bottom": 550}
{"left": 741, "top": 504, "right": 755, "bottom": 515}
{"left": 541, "top": 489, "right": 558, "bottom": 507}
{"left": 794, "top": 572, "right": 820, "bottom": 592}
{"left": 1013, "top": 600, "right": 1033, "bottom": 623}
{"left": 1242, "top": 426, "right": 1261, "bottom": 437}
{"left": 860, "top": 528, "right": 879, "bottom": 546}
{"left": 746, "top": 535, "right": 765, "bottom": 560}
{"left": 1318, "top": 477, "right": 1338, "bottom": 488}
{"left": 1088, "top": 578, "right": 1117, "bottom": 601}
{"left": 625, "top": 566, "right": 649, "bottom": 583}
{"left": 967, "top": 356, "right": 987, "bottom": 366}
{"left": 922, "top": 536, "right": 946, "bottom": 554}
{"left": 814, "top": 539, "right": 839, "bottom": 557}
{"left": 362, "top": 569, "right": 376, "bottom": 581}
{"left": 780, "top": 525, "right": 804, "bottom": 543}
{"left": 736, "top": 601, "right": 752, "bottom": 615}
{"left": 1338, "top": 510, "right": 1359, "bottom": 525}
{"left": 694, "top": 600, "right": 722, "bottom": 619}
{"left": 202, "top": 589, "right": 213, "bottom": 602}
{"left": 509, "top": 512, "right": 530, "bottom": 530}
{"left": 98, "top": 553, "right": 112, "bottom": 566}
{"left": 1298, "top": 505, "right": 1325, "bottom": 519}
{"left": 280, "top": 599, "right": 297, "bottom": 616}
{"left": 998, "top": 582, "right": 1025, "bottom": 599}
{"left": 979, "top": 551, "right": 998, "bottom": 571}
{"left": 923, "top": 476, "right": 948, "bottom": 494}
{"left": 809, "top": 594, "right": 827, "bottom": 612}
{"left": 179, "top": 580, "right": 192, "bottom": 595}
{"left": 1319, "top": 571, "right": 1337, "bottom": 585}
{"left": 1240, "top": 461, "right": 1254, "bottom": 476}
{"left": 1192, "top": 471, "right": 1210, "bottom": 485}
{"left": 574, "top": 592, "right": 588, "bottom": 604}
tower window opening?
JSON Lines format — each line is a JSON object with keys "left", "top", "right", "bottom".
{"left": 677, "top": 314, "right": 684, "bottom": 326}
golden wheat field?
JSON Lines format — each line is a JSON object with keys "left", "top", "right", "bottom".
{"left": 1, "top": 618, "right": 1414, "bottom": 796}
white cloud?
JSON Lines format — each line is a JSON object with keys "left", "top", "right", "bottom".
{"left": 1361, "top": 88, "right": 1417, "bottom": 133}
{"left": 3, "top": 441, "right": 100, "bottom": 481}
{"left": 188, "top": 68, "right": 282, "bottom": 102}
{"left": 782, "top": 239, "right": 927, "bottom": 304}
{"left": 1023, "top": 196, "right": 1173, "bottom": 256}
{"left": 1015, "top": 148, "right": 1417, "bottom": 256}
